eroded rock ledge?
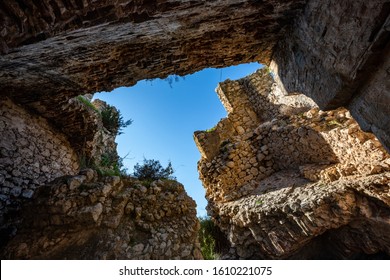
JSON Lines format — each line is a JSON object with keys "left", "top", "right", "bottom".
{"left": 195, "top": 69, "right": 390, "bottom": 259}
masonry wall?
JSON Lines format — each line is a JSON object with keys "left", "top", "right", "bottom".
{"left": 0, "top": 97, "right": 202, "bottom": 260}
{"left": 195, "top": 69, "right": 327, "bottom": 202}
{"left": 194, "top": 69, "right": 390, "bottom": 259}
{"left": 1, "top": 171, "right": 202, "bottom": 260}
{"left": 0, "top": 98, "right": 79, "bottom": 204}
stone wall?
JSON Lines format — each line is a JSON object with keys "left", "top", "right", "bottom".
{"left": 0, "top": 92, "right": 202, "bottom": 259}
{"left": 1, "top": 170, "right": 202, "bottom": 260}
{"left": 0, "top": 97, "right": 78, "bottom": 204}
{"left": 0, "top": 95, "right": 202, "bottom": 260}
{"left": 195, "top": 69, "right": 390, "bottom": 259}
{"left": 194, "top": 69, "right": 326, "bottom": 202}
{"left": 0, "top": 98, "right": 79, "bottom": 248}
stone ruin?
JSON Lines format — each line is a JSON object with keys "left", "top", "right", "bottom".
{"left": 0, "top": 95, "right": 201, "bottom": 259}
{"left": 0, "top": 0, "right": 389, "bottom": 259}
{"left": 195, "top": 69, "right": 390, "bottom": 259}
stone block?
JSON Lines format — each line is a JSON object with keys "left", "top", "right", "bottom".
{"left": 21, "top": 189, "right": 34, "bottom": 199}
{"left": 10, "top": 186, "right": 22, "bottom": 197}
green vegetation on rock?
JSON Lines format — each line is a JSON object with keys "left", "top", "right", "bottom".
{"left": 198, "top": 217, "right": 219, "bottom": 260}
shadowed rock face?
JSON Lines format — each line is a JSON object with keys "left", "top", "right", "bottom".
{"left": 0, "top": 0, "right": 306, "bottom": 95}
{"left": 271, "top": 0, "right": 390, "bottom": 152}
{"left": 0, "top": 0, "right": 304, "bottom": 55}
{"left": 195, "top": 69, "right": 390, "bottom": 259}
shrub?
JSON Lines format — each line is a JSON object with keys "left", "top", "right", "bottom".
{"left": 100, "top": 152, "right": 118, "bottom": 168}
{"left": 92, "top": 152, "right": 128, "bottom": 177}
{"left": 101, "top": 105, "right": 132, "bottom": 135}
{"left": 198, "top": 217, "right": 219, "bottom": 260}
{"left": 77, "top": 96, "right": 132, "bottom": 136}
{"left": 205, "top": 126, "right": 216, "bottom": 133}
{"left": 133, "top": 158, "right": 175, "bottom": 182}
{"left": 76, "top": 95, "right": 100, "bottom": 113}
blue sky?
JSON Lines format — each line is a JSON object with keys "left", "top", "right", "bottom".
{"left": 94, "top": 62, "right": 262, "bottom": 217}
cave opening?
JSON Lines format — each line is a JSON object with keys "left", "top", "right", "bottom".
{"left": 92, "top": 62, "right": 262, "bottom": 216}
{"left": 289, "top": 226, "right": 390, "bottom": 260}
{"left": 0, "top": 0, "right": 388, "bottom": 262}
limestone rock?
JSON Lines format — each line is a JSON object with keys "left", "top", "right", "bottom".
{"left": 271, "top": 0, "right": 390, "bottom": 151}
{"left": 196, "top": 69, "right": 390, "bottom": 259}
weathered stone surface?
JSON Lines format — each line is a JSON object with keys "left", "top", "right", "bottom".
{"left": 195, "top": 69, "right": 390, "bottom": 259}
{"left": 271, "top": 0, "right": 390, "bottom": 151}
{"left": 216, "top": 172, "right": 390, "bottom": 259}
{"left": 1, "top": 171, "right": 201, "bottom": 260}
{"left": 0, "top": 0, "right": 305, "bottom": 97}
{"left": 0, "top": 94, "right": 130, "bottom": 258}
{"left": 0, "top": 97, "right": 79, "bottom": 227}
